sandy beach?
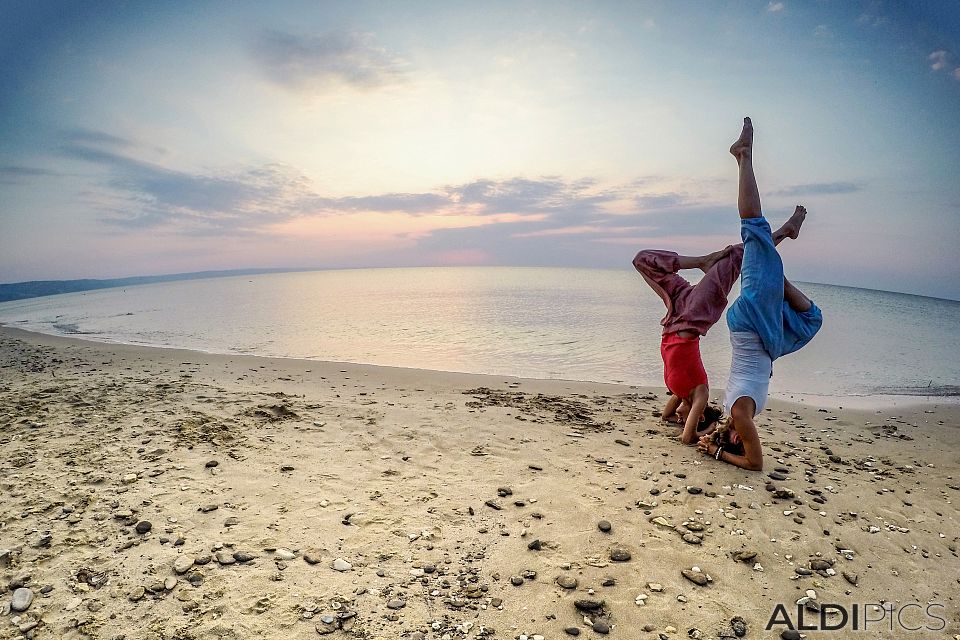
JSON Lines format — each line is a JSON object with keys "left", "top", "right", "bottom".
{"left": 1, "top": 326, "right": 958, "bottom": 640}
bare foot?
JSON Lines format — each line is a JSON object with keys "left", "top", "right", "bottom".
{"left": 699, "top": 245, "right": 732, "bottom": 273}
{"left": 780, "top": 205, "right": 807, "bottom": 240}
{"left": 729, "top": 117, "right": 753, "bottom": 160}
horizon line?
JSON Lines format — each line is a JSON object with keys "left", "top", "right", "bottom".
{"left": 2, "top": 265, "right": 958, "bottom": 305}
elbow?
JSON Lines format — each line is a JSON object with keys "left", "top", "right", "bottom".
{"left": 679, "top": 433, "right": 695, "bottom": 446}
{"left": 747, "top": 457, "right": 764, "bottom": 472}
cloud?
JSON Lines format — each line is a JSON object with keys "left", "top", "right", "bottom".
{"left": 62, "top": 127, "right": 167, "bottom": 155}
{"left": 59, "top": 130, "right": 734, "bottom": 249}
{"left": 955, "top": 67, "right": 960, "bottom": 80}
{"left": 331, "top": 193, "right": 451, "bottom": 214}
{"left": 813, "top": 24, "right": 831, "bottom": 38}
{"left": 0, "top": 165, "right": 59, "bottom": 183}
{"left": 770, "top": 182, "right": 861, "bottom": 196}
{"left": 929, "top": 50, "right": 949, "bottom": 71}
{"left": 60, "top": 136, "right": 322, "bottom": 233}
{"left": 635, "top": 193, "right": 686, "bottom": 210}
{"left": 407, "top": 201, "right": 757, "bottom": 269}
{"left": 251, "top": 29, "right": 408, "bottom": 91}
{"left": 451, "top": 177, "right": 619, "bottom": 219}
{"left": 63, "top": 128, "right": 137, "bottom": 149}
{"left": 766, "top": 2, "right": 785, "bottom": 12}
{"left": 857, "top": 4, "right": 888, "bottom": 28}
{"left": 61, "top": 130, "right": 635, "bottom": 235}
{"left": 601, "top": 205, "right": 736, "bottom": 238}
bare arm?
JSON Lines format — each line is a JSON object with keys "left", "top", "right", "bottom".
{"left": 662, "top": 394, "right": 682, "bottom": 422}
{"left": 680, "top": 385, "right": 709, "bottom": 445}
{"left": 697, "top": 420, "right": 763, "bottom": 471}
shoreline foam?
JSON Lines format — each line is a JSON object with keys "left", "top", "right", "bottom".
{"left": 3, "top": 324, "right": 955, "bottom": 411}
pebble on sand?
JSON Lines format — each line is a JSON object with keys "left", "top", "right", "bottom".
{"left": 11, "top": 588, "right": 34, "bottom": 612}
{"left": 332, "top": 558, "right": 352, "bottom": 572}
{"left": 173, "top": 556, "right": 194, "bottom": 574}
{"left": 556, "top": 576, "right": 578, "bottom": 589}
{"left": 681, "top": 569, "right": 709, "bottom": 586}
{"left": 609, "top": 547, "right": 631, "bottom": 562}
{"left": 573, "top": 599, "right": 603, "bottom": 612}
{"left": 274, "top": 548, "right": 296, "bottom": 561}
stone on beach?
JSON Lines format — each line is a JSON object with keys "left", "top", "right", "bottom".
{"left": 11, "top": 588, "right": 34, "bottom": 612}
{"left": 681, "top": 569, "right": 709, "bottom": 586}
{"left": 573, "top": 599, "right": 604, "bottom": 612}
{"left": 556, "top": 576, "right": 578, "bottom": 589}
{"left": 609, "top": 547, "right": 631, "bottom": 562}
{"left": 274, "top": 548, "right": 296, "bottom": 561}
{"left": 173, "top": 556, "right": 194, "bottom": 574}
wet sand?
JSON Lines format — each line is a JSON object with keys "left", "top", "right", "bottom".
{"left": 1, "top": 326, "right": 958, "bottom": 639}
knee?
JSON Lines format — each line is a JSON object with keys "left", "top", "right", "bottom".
{"left": 632, "top": 250, "right": 653, "bottom": 272}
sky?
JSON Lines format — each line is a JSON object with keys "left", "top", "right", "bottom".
{"left": 1, "top": 0, "right": 959, "bottom": 299}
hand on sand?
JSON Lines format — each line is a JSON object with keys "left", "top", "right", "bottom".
{"left": 696, "top": 434, "right": 713, "bottom": 455}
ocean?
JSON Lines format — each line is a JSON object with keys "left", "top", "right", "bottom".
{"left": 1, "top": 267, "right": 957, "bottom": 405}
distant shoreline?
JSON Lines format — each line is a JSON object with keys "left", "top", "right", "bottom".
{"left": 2, "top": 266, "right": 959, "bottom": 305}
{"left": 0, "top": 267, "right": 295, "bottom": 303}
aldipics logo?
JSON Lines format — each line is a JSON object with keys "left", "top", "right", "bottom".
{"left": 766, "top": 602, "right": 947, "bottom": 634}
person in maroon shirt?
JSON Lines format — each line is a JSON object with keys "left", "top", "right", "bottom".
{"left": 633, "top": 210, "right": 805, "bottom": 445}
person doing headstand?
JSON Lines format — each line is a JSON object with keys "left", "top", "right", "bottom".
{"left": 696, "top": 117, "right": 823, "bottom": 470}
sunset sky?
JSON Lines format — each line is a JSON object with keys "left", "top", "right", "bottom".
{"left": 2, "top": 1, "right": 959, "bottom": 299}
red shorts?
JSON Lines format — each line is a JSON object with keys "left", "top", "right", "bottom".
{"left": 661, "top": 331, "right": 708, "bottom": 399}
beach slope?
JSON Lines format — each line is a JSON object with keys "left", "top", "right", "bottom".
{"left": 1, "top": 327, "right": 958, "bottom": 639}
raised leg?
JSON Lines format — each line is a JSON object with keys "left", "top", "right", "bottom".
{"left": 730, "top": 117, "right": 761, "bottom": 220}
{"left": 772, "top": 205, "right": 806, "bottom": 245}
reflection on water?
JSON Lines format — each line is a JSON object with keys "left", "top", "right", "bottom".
{"left": 1, "top": 267, "right": 958, "bottom": 401}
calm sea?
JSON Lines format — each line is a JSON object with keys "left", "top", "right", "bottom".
{"left": 1, "top": 267, "right": 957, "bottom": 405}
